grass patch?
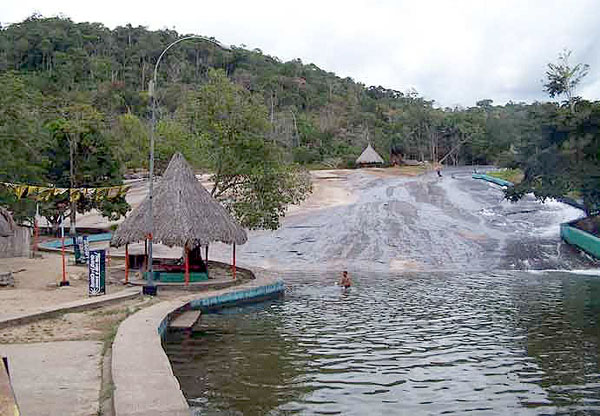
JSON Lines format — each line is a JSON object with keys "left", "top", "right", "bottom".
{"left": 89, "top": 307, "right": 130, "bottom": 317}
{"left": 98, "top": 303, "right": 150, "bottom": 355}
{"left": 486, "top": 168, "right": 523, "bottom": 184}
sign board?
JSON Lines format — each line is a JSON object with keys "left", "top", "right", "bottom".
{"left": 73, "top": 236, "right": 83, "bottom": 264}
{"left": 82, "top": 236, "right": 90, "bottom": 264}
{"left": 75, "top": 236, "right": 90, "bottom": 264}
{"left": 88, "top": 250, "right": 106, "bottom": 296}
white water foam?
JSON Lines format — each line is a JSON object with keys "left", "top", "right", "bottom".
{"left": 537, "top": 198, "right": 585, "bottom": 237}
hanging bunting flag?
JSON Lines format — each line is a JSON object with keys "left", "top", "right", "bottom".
{"left": 1, "top": 182, "right": 131, "bottom": 202}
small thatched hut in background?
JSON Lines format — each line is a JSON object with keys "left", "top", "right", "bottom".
{"left": 111, "top": 152, "right": 247, "bottom": 284}
{"left": 356, "top": 144, "right": 385, "bottom": 167}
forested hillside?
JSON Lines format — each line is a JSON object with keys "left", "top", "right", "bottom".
{"left": 0, "top": 15, "right": 517, "bottom": 169}
{"left": 1, "top": 15, "right": 599, "bottom": 222}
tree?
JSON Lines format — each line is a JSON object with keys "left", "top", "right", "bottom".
{"left": 502, "top": 54, "right": 598, "bottom": 216}
{"left": 505, "top": 100, "right": 600, "bottom": 216}
{"left": 0, "top": 72, "right": 48, "bottom": 224}
{"left": 43, "top": 101, "right": 129, "bottom": 233}
{"left": 111, "top": 112, "right": 149, "bottom": 170}
{"left": 544, "top": 49, "right": 589, "bottom": 113}
{"left": 177, "top": 68, "right": 311, "bottom": 229}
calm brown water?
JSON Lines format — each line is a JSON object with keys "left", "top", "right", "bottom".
{"left": 164, "top": 270, "right": 600, "bottom": 415}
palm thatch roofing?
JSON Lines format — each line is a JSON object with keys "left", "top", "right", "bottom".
{"left": 111, "top": 152, "right": 247, "bottom": 248}
{"left": 356, "top": 144, "right": 385, "bottom": 165}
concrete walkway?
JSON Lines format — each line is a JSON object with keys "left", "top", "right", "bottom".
{"left": 0, "top": 269, "right": 281, "bottom": 416}
{"left": 112, "top": 271, "right": 283, "bottom": 416}
{"left": 0, "top": 287, "right": 140, "bottom": 329}
{"left": 0, "top": 341, "right": 102, "bottom": 416}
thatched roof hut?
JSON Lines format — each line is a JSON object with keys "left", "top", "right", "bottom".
{"left": 356, "top": 144, "right": 385, "bottom": 166}
{"left": 111, "top": 153, "right": 247, "bottom": 249}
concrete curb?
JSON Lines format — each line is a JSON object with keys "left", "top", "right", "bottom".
{"left": 561, "top": 221, "right": 600, "bottom": 259}
{"left": 0, "top": 288, "right": 141, "bottom": 330}
{"left": 472, "top": 173, "right": 514, "bottom": 187}
{"left": 112, "top": 272, "right": 284, "bottom": 416}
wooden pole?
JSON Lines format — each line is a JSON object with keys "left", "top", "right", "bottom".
{"left": 184, "top": 245, "right": 190, "bottom": 286}
{"left": 125, "top": 244, "right": 129, "bottom": 284}
{"left": 232, "top": 243, "right": 236, "bottom": 280}
{"left": 33, "top": 218, "right": 39, "bottom": 253}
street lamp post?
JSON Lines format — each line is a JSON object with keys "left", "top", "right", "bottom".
{"left": 143, "top": 36, "right": 230, "bottom": 296}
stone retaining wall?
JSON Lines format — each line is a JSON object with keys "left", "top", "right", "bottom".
{"left": 0, "top": 226, "right": 30, "bottom": 259}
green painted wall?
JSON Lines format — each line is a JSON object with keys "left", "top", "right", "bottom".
{"left": 144, "top": 271, "right": 208, "bottom": 282}
{"left": 472, "top": 173, "right": 514, "bottom": 187}
{"left": 561, "top": 223, "right": 600, "bottom": 259}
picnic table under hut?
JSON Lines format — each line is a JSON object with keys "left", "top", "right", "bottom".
{"left": 110, "top": 152, "right": 247, "bottom": 285}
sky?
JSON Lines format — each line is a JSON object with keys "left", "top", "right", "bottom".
{"left": 3, "top": 0, "right": 600, "bottom": 107}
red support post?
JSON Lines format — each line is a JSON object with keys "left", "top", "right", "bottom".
{"left": 184, "top": 245, "right": 190, "bottom": 286}
{"left": 232, "top": 243, "right": 236, "bottom": 280}
{"left": 125, "top": 244, "right": 129, "bottom": 284}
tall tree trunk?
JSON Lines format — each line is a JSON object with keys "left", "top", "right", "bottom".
{"left": 290, "top": 110, "right": 299, "bottom": 147}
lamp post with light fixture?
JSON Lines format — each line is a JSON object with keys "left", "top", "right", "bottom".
{"left": 143, "top": 36, "right": 231, "bottom": 295}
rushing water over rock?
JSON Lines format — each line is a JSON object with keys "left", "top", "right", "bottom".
{"left": 165, "top": 270, "right": 600, "bottom": 415}
{"left": 165, "top": 168, "right": 600, "bottom": 414}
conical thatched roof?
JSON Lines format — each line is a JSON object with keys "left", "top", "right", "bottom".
{"left": 356, "top": 144, "right": 385, "bottom": 165}
{"left": 111, "top": 153, "right": 247, "bottom": 248}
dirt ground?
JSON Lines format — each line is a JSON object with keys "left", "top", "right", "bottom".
{"left": 0, "top": 297, "right": 155, "bottom": 344}
{"left": 0, "top": 253, "right": 127, "bottom": 321}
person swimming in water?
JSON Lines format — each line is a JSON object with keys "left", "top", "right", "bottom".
{"left": 339, "top": 271, "right": 352, "bottom": 288}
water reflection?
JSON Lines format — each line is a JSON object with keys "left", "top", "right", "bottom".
{"left": 165, "top": 302, "right": 308, "bottom": 415}
{"left": 513, "top": 272, "right": 600, "bottom": 412}
{"left": 164, "top": 271, "right": 600, "bottom": 415}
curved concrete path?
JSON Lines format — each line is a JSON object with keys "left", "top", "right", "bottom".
{"left": 112, "top": 271, "right": 282, "bottom": 416}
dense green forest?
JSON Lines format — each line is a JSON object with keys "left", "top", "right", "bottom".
{"left": 1, "top": 15, "right": 599, "bottom": 226}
